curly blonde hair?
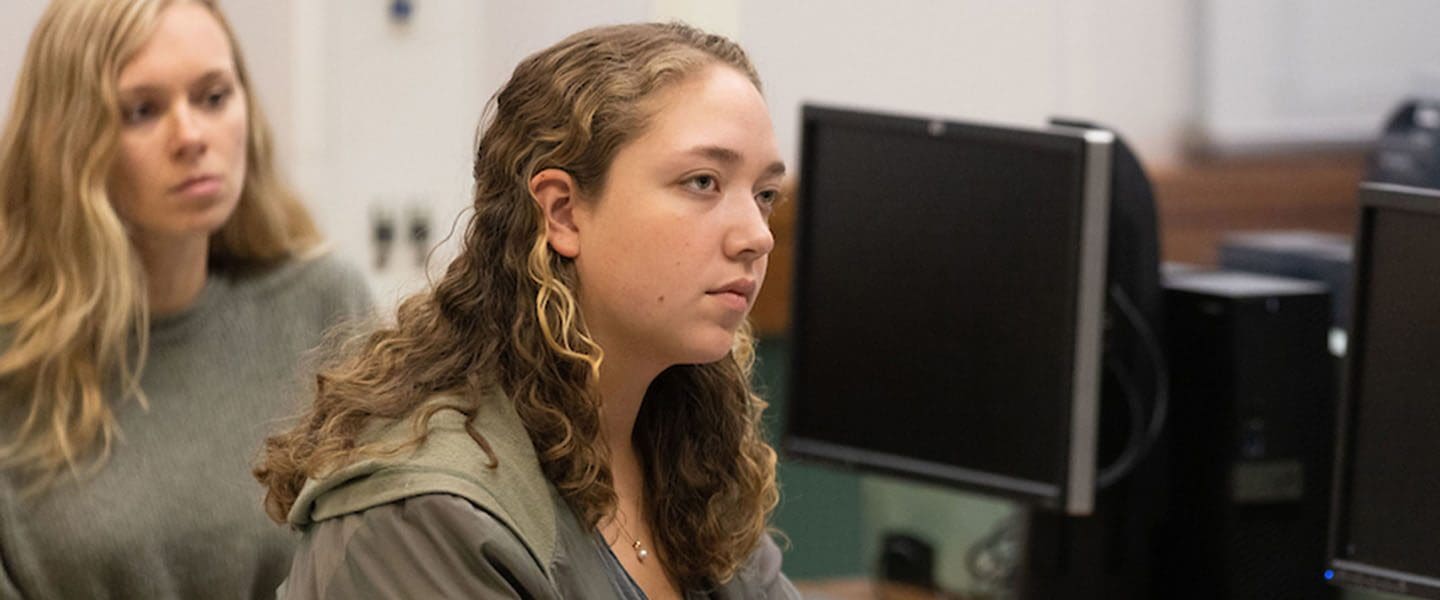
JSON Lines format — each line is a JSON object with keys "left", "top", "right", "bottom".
{"left": 255, "top": 22, "right": 779, "bottom": 590}
{"left": 0, "top": 0, "right": 320, "bottom": 493}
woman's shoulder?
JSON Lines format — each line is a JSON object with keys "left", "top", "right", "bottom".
{"left": 228, "top": 249, "right": 374, "bottom": 321}
{"left": 289, "top": 394, "right": 559, "bottom": 569}
{"left": 281, "top": 493, "right": 560, "bottom": 599}
{"left": 238, "top": 249, "right": 370, "bottom": 299}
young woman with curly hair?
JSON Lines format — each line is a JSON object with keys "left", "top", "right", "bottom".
{"left": 256, "top": 21, "right": 797, "bottom": 600}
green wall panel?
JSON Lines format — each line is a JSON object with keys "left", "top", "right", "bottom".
{"left": 756, "top": 337, "right": 866, "bottom": 579}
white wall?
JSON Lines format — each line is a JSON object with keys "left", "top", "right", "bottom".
{"left": 739, "top": 0, "right": 1192, "bottom": 168}
{"left": 286, "top": 1, "right": 487, "bottom": 308}
{"left": 250, "top": 1, "right": 662, "bottom": 310}
{"left": 220, "top": 2, "right": 298, "bottom": 168}
{"left": 477, "top": 0, "right": 651, "bottom": 102}
{"left": 1200, "top": 0, "right": 1440, "bottom": 153}
{"left": 0, "top": 0, "right": 48, "bottom": 122}
{"left": 0, "top": 0, "right": 1427, "bottom": 303}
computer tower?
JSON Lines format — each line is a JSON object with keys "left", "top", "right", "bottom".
{"left": 1218, "top": 230, "right": 1353, "bottom": 329}
{"left": 1154, "top": 269, "right": 1336, "bottom": 599}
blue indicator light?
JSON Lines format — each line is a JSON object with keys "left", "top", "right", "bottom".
{"left": 1324, "top": 569, "right": 1335, "bottom": 581}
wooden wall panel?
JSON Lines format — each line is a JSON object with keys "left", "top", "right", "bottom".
{"left": 1151, "top": 153, "right": 1366, "bottom": 265}
{"left": 751, "top": 183, "right": 798, "bottom": 337}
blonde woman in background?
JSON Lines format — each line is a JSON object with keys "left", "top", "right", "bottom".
{"left": 257, "top": 22, "right": 799, "bottom": 600}
{"left": 0, "top": 0, "right": 371, "bottom": 597}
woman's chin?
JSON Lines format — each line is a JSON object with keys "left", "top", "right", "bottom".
{"left": 676, "top": 334, "right": 742, "bottom": 366}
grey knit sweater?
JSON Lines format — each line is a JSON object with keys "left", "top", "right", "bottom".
{"left": 0, "top": 254, "right": 373, "bottom": 599}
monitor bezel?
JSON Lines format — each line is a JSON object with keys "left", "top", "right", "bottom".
{"left": 1326, "top": 182, "right": 1440, "bottom": 598}
{"left": 782, "top": 104, "right": 1111, "bottom": 515}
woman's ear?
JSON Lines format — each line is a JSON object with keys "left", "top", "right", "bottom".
{"left": 530, "top": 168, "right": 581, "bottom": 258}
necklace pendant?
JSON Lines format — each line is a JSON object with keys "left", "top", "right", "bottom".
{"left": 633, "top": 540, "right": 648, "bottom": 561}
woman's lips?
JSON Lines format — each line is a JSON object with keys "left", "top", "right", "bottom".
{"left": 172, "top": 175, "right": 222, "bottom": 198}
{"left": 707, "top": 279, "right": 757, "bottom": 312}
{"left": 709, "top": 290, "right": 750, "bottom": 311}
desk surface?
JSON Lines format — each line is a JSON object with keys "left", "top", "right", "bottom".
{"left": 794, "top": 578, "right": 976, "bottom": 600}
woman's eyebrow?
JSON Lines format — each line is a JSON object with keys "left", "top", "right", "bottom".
{"left": 118, "top": 69, "right": 232, "bottom": 97}
{"left": 680, "top": 145, "right": 786, "bottom": 177}
{"left": 190, "top": 69, "right": 235, "bottom": 88}
{"left": 681, "top": 144, "right": 742, "bottom": 165}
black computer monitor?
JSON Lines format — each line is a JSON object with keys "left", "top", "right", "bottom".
{"left": 783, "top": 105, "right": 1114, "bottom": 515}
{"left": 1327, "top": 183, "right": 1440, "bottom": 598}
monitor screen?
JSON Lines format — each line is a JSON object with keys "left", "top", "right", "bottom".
{"left": 1329, "top": 183, "right": 1440, "bottom": 598}
{"left": 784, "top": 105, "right": 1111, "bottom": 514}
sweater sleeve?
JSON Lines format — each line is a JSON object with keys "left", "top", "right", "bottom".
{"left": 0, "top": 484, "right": 27, "bottom": 600}
{"left": 278, "top": 493, "right": 559, "bottom": 600}
{"left": 0, "top": 560, "right": 20, "bottom": 600}
{"left": 0, "top": 384, "right": 25, "bottom": 599}
{"left": 307, "top": 253, "right": 376, "bottom": 326}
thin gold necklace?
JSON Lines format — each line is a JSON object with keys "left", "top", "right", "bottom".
{"left": 613, "top": 513, "right": 650, "bottom": 562}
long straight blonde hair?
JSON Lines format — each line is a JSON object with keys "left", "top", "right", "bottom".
{"left": 0, "top": 0, "right": 322, "bottom": 492}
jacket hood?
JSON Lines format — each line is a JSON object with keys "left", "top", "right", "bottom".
{"left": 285, "top": 393, "right": 559, "bottom": 575}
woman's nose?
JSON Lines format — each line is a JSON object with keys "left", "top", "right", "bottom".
{"left": 169, "top": 104, "right": 207, "bottom": 161}
{"left": 725, "top": 194, "right": 776, "bottom": 262}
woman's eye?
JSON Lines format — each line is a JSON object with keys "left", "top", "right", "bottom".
{"left": 201, "top": 87, "right": 231, "bottom": 109}
{"left": 122, "top": 102, "right": 156, "bottom": 124}
{"left": 685, "top": 174, "right": 718, "bottom": 193}
{"left": 756, "top": 189, "right": 779, "bottom": 206}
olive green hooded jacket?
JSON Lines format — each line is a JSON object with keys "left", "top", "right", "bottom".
{"left": 278, "top": 393, "right": 798, "bottom": 599}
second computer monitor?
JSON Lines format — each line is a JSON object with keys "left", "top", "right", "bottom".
{"left": 1328, "top": 182, "right": 1440, "bottom": 598}
{"left": 784, "top": 105, "right": 1113, "bottom": 515}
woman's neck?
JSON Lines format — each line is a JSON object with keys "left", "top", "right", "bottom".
{"left": 595, "top": 352, "right": 685, "bottom": 599}
{"left": 596, "top": 351, "right": 661, "bottom": 463}
{"left": 133, "top": 234, "right": 210, "bottom": 316}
